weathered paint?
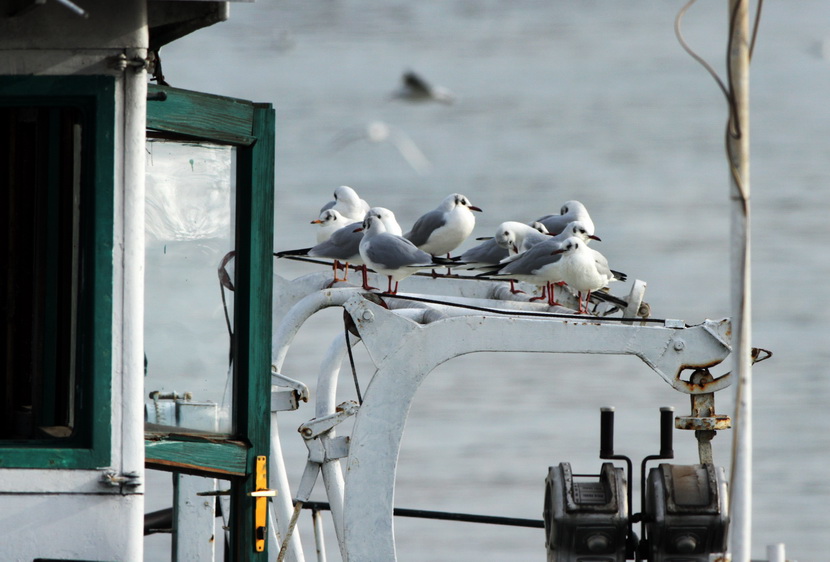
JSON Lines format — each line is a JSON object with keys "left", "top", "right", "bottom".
{"left": 0, "top": 2, "right": 147, "bottom": 559}
{"left": 335, "top": 294, "right": 731, "bottom": 560}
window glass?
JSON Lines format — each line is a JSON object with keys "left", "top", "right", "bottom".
{"left": 144, "top": 139, "right": 236, "bottom": 434}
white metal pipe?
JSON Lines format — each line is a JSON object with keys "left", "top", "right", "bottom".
{"left": 270, "top": 288, "right": 365, "bottom": 561}
{"left": 727, "top": 1, "right": 753, "bottom": 560}
{"left": 270, "top": 413, "right": 305, "bottom": 562}
{"left": 312, "top": 509, "right": 328, "bottom": 562}
{"left": 273, "top": 288, "right": 366, "bottom": 370}
{"left": 316, "top": 334, "right": 349, "bottom": 555}
{"left": 122, "top": 43, "right": 148, "bottom": 561}
{"left": 766, "top": 543, "right": 785, "bottom": 562}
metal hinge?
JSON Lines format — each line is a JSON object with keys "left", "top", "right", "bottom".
{"left": 109, "top": 52, "right": 153, "bottom": 73}
{"left": 100, "top": 470, "right": 142, "bottom": 488}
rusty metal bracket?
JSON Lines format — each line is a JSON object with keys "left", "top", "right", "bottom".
{"left": 675, "top": 370, "right": 732, "bottom": 464}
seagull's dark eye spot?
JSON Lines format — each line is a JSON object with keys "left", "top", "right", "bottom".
{"left": 561, "top": 206, "right": 569, "bottom": 214}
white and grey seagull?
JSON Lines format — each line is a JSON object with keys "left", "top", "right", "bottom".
{"left": 319, "top": 185, "right": 371, "bottom": 223}
{"left": 405, "top": 192, "right": 481, "bottom": 257}
{"left": 358, "top": 214, "right": 452, "bottom": 294}
{"left": 279, "top": 207, "right": 402, "bottom": 289}
{"left": 479, "top": 221, "right": 600, "bottom": 305}
{"left": 552, "top": 236, "right": 626, "bottom": 313}
{"left": 535, "top": 200, "right": 594, "bottom": 236}
{"left": 310, "top": 209, "right": 351, "bottom": 244}
{"left": 458, "top": 221, "right": 549, "bottom": 290}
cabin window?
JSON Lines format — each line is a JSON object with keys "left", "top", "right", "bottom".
{"left": 1, "top": 106, "right": 82, "bottom": 440}
{"left": 144, "top": 139, "right": 236, "bottom": 434}
{"left": 0, "top": 76, "right": 114, "bottom": 468}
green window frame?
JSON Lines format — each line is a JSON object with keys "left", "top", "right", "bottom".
{"left": 143, "top": 84, "right": 274, "bottom": 560}
{"left": 0, "top": 75, "right": 115, "bottom": 469}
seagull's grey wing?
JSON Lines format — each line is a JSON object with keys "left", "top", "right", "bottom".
{"left": 535, "top": 214, "right": 570, "bottom": 235}
{"left": 367, "top": 234, "right": 434, "bottom": 269}
{"left": 308, "top": 222, "right": 363, "bottom": 260}
{"left": 521, "top": 229, "right": 551, "bottom": 250}
{"left": 389, "top": 130, "right": 432, "bottom": 175}
{"left": 589, "top": 248, "right": 626, "bottom": 282}
{"left": 405, "top": 209, "right": 447, "bottom": 247}
{"left": 329, "top": 127, "right": 366, "bottom": 152}
{"left": 460, "top": 238, "right": 509, "bottom": 266}
{"left": 499, "top": 239, "right": 564, "bottom": 276}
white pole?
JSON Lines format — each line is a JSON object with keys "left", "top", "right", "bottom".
{"left": 766, "top": 543, "right": 786, "bottom": 562}
{"left": 727, "top": 1, "right": 752, "bottom": 561}
{"left": 122, "top": 38, "right": 148, "bottom": 561}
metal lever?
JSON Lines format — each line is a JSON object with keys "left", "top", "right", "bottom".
{"left": 598, "top": 407, "right": 636, "bottom": 558}
{"left": 638, "top": 406, "right": 676, "bottom": 551}
{"left": 600, "top": 406, "right": 616, "bottom": 458}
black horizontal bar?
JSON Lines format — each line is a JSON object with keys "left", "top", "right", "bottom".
{"left": 300, "top": 500, "right": 544, "bottom": 529}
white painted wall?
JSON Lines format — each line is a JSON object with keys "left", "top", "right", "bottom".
{"left": 0, "top": 2, "right": 148, "bottom": 560}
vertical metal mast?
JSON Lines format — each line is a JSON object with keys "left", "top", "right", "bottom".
{"left": 727, "top": 0, "right": 752, "bottom": 560}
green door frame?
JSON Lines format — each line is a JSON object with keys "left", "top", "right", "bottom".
{"left": 144, "top": 84, "right": 275, "bottom": 560}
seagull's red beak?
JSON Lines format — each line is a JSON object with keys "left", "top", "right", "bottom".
{"left": 311, "top": 219, "right": 323, "bottom": 224}
{"left": 589, "top": 234, "right": 601, "bottom": 241}
{"left": 468, "top": 205, "right": 483, "bottom": 212}
{"left": 354, "top": 227, "right": 364, "bottom": 233}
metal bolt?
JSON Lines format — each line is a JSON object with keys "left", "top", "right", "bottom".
{"left": 673, "top": 339, "right": 685, "bottom": 351}
{"left": 361, "top": 310, "right": 374, "bottom": 322}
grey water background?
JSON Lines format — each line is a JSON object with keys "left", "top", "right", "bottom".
{"left": 144, "top": 1, "right": 830, "bottom": 560}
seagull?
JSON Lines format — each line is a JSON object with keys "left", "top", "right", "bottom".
{"left": 480, "top": 221, "right": 600, "bottom": 304}
{"left": 458, "top": 221, "right": 549, "bottom": 291}
{"left": 319, "top": 185, "right": 371, "bottom": 223}
{"left": 391, "top": 70, "right": 456, "bottom": 104}
{"left": 535, "top": 200, "right": 594, "bottom": 236}
{"left": 405, "top": 193, "right": 482, "bottom": 257}
{"left": 480, "top": 238, "right": 571, "bottom": 306}
{"left": 311, "top": 209, "right": 351, "bottom": 244}
{"left": 279, "top": 208, "right": 402, "bottom": 289}
{"left": 553, "top": 236, "right": 626, "bottom": 313}
{"left": 330, "top": 120, "right": 432, "bottom": 175}
{"left": 358, "top": 214, "right": 452, "bottom": 294}
{"left": 495, "top": 221, "right": 550, "bottom": 255}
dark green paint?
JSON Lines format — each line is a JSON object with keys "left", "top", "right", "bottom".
{"left": 147, "top": 84, "right": 257, "bottom": 146}
{"left": 0, "top": 75, "right": 114, "bottom": 469}
{"left": 145, "top": 436, "right": 248, "bottom": 477}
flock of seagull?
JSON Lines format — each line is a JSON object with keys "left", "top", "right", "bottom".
{"left": 277, "top": 185, "right": 627, "bottom": 314}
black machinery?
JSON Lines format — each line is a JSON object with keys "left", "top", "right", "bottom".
{"left": 543, "top": 406, "right": 729, "bottom": 561}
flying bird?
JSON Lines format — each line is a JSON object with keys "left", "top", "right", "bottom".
{"left": 330, "top": 120, "right": 432, "bottom": 175}
{"left": 391, "top": 70, "right": 456, "bottom": 104}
